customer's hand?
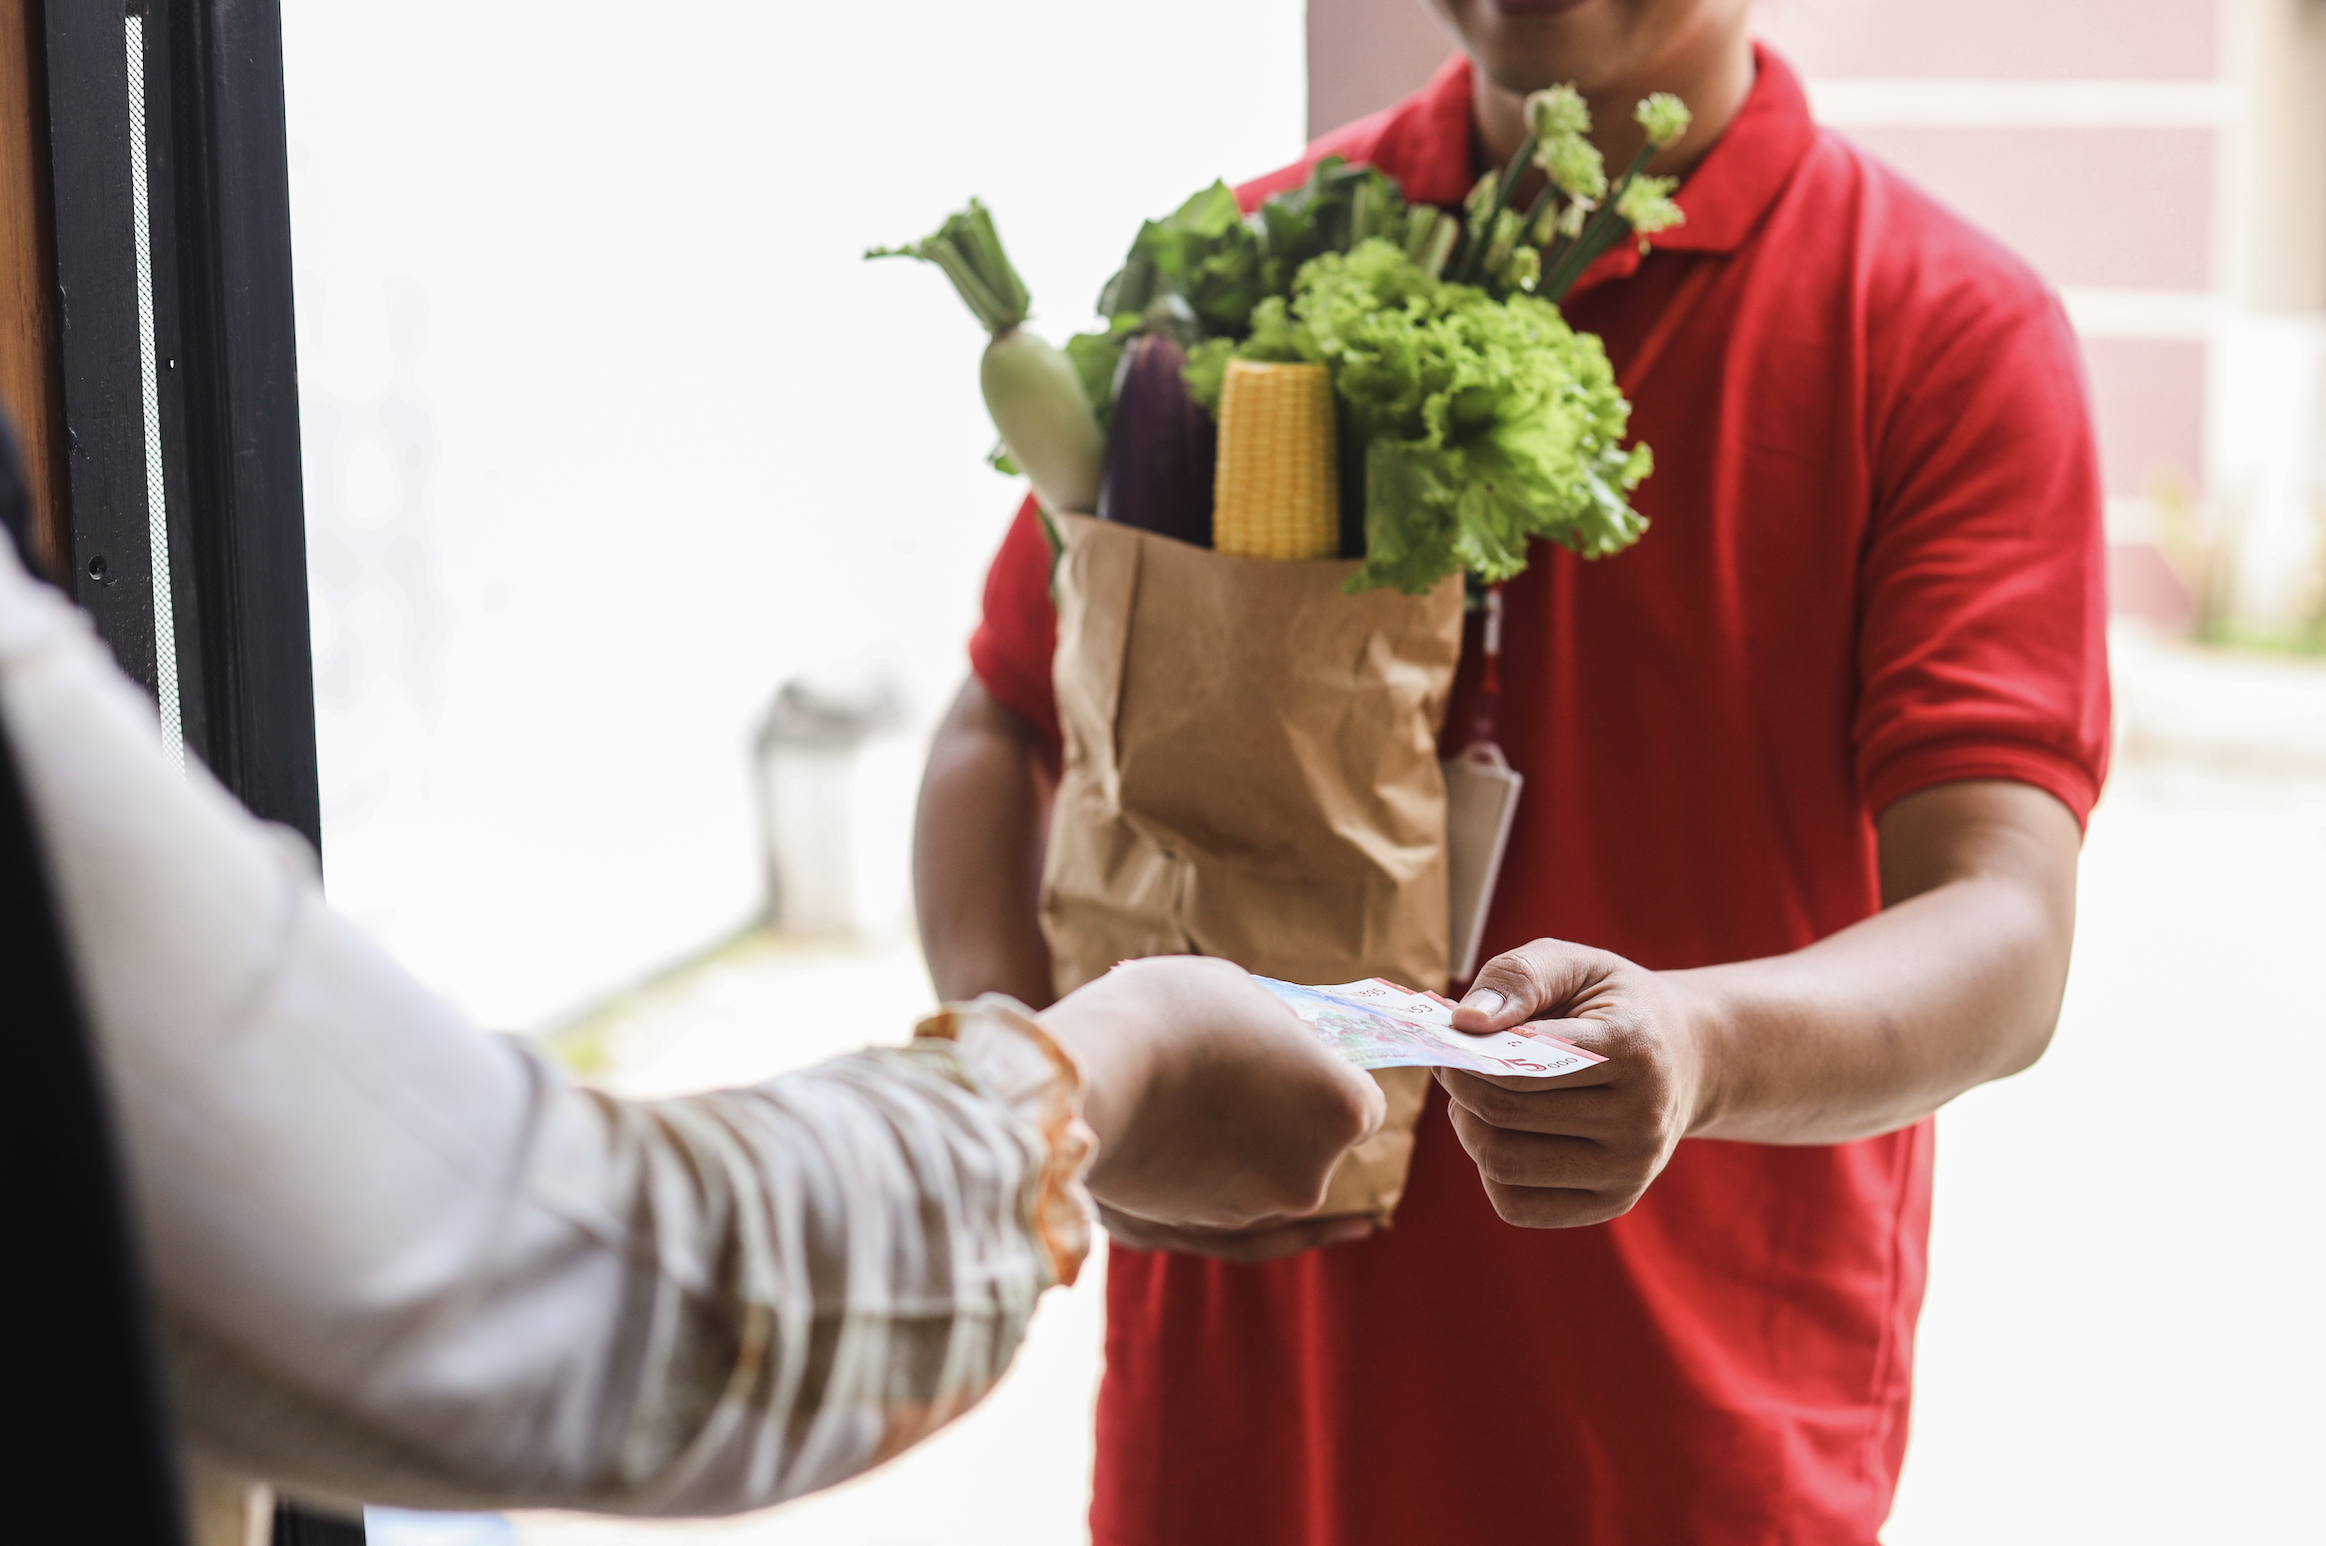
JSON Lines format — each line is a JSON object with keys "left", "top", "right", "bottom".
{"left": 1440, "top": 939, "right": 1715, "bottom": 1228}
{"left": 1039, "top": 957, "right": 1386, "bottom": 1235}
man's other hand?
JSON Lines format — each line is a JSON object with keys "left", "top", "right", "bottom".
{"left": 1040, "top": 957, "right": 1387, "bottom": 1236}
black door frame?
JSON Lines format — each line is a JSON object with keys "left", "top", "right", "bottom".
{"left": 43, "top": 0, "right": 318, "bottom": 848}
{"left": 39, "top": 3, "right": 346, "bottom": 1540}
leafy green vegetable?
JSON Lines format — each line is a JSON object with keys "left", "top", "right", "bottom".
{"left": 1188, "top": 240, "right": 1651, "bottom": 595}
{"left": 1250, "top": 157, "right": 1410, "bottom": 299}
{"left": 1094, "top": 158, "right": 1410, "bottom": 344}
{"left": 1069, "top": 83, "right": 1686, "bottom": 590}
{"left": 1064, "top": 321, "right": 1136, "bottom": 430}
{"left": 1096, "top": 180, "right": 1265, "bottom": 337}
{"left": 1182, "top": 335, "right": 1235, "bottom": 410}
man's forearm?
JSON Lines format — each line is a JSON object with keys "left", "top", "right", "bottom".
{"left": 914, "top": 677, "right": 1057, "bottom": 1006}
{"left": 1441, "top": 780, "right": 2086, "bottom": 1227}
{"left": 1673, "top": 780, "right": 2082, "bottom": 1145}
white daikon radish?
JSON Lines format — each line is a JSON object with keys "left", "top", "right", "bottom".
{"left": 871, "top": 201, "right": 1104, "bottom": 515}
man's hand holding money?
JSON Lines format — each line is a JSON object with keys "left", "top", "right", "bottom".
{"left": 1443, "top": 782, "right": 2086, "bottom": 1224}
{"left": 1442, "top": 941, "right": 1712, "bottom": 1229}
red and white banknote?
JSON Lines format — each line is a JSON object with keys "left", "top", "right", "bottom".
{"left": 1257, "top": 976, "right": 1607, "bottom": 1080}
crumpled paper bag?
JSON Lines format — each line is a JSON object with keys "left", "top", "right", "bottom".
{"left": 1041, "top": 512, "right": 1464, "bottom": 1222}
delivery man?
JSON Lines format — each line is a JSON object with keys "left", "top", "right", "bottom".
{"left": 912, "top": 1, "right": 2108, "bottom": 1542}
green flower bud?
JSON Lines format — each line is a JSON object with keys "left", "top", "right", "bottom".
{"left": 1482, "top": 207, "right": 1523, "bottom": 274}
{"left": 1616, "top": 174, "right": 1684, "bottom": 242}
{"left": 1418, "top": 210, "right": 1461, "bottom": 277}
{"left": 1528, "top": 197, "right": 1562, "bottom": 246}
{"left": 1635, "top": 93, "right": 1692, "bottom": 151}
{"left": 1536, "top": 134, "right": 1607, "bottom": 201}
{"left": 1500, "top": 245, "right": 1542, "bottom": 290}
{"left": 1403, "top": 202, "right": 1442, "bottom": 259}
{"left": 1525, "top": 84, "right": 1592, "bottom": 140}
{"left": 1556, "top": 198, "right": 1591, "bottom": 239}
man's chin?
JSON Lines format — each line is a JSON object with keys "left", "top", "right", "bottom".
{"left": 1447, "top": 1, "right": 1627, "bottom": 96}
{"left": 1470, "top": 45, "right": 1619, "bottom": 101}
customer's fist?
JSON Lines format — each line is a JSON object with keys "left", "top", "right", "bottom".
{"left": 1041, "top": 957, "right": 1385, "bottom": 1231}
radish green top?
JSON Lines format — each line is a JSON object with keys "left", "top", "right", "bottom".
{"left": 868, "top": 200, "right": 1030, "bottom": 335}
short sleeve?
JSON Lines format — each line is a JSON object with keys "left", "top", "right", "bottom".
{"left": 967, "top": 496, "right": 1065, "bottom": 759}
{"left": 1853, "top": 276, "right": 2112, "bottom": 827}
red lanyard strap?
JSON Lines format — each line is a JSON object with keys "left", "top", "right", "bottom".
{"left": 1465, "top": 583, "right": 1507, "bottom": 751}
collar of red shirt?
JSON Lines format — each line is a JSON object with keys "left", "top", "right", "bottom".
{"left": 1349, "top": 42, "right": 1818, "bottom": 293}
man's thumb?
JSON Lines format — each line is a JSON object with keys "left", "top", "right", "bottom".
{"left": 1451, "top": 940, "right": 1579, "bottom": 1032}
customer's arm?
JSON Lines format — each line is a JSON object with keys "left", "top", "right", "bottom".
{"left": 0, "top": 548, "right": 1377, "bottom": 1516}
{"left": 915, "top": 676, "right": 1057, "bottom": 1005}
{"left": 1437, "top": 780, "right": 2080, "bottom": 1226}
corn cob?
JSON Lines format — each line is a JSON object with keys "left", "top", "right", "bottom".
{"left": 1211, "top": 360, "right": 1340, "bottom": 559}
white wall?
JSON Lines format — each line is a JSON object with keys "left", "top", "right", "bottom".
{"left": 2209, "top": 0, "right": 2326, "bottom": 630}
{"left": 283, "top": 1, "right": 1307, "bottom": 1027}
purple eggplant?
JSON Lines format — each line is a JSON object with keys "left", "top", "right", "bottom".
{"left": 1097, "top": 333, "right": 1216, "bottom": 548}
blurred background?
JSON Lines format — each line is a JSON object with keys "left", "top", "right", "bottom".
{"left": 274, "top": 1, "right": 2323, "bottom": 1542}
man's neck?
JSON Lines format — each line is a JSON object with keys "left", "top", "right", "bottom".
{"left": 1470, "top": 24, "right": 1757, "bottom": 184}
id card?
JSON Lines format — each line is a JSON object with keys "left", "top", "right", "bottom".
{"left": 1444, "top": 741, "right": 1524, "bottom": 982}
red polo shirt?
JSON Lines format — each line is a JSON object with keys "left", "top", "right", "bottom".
{"left": 969, "top": 46, "right": 2109, "bottom": 1546}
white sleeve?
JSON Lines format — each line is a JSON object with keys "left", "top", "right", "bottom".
{"left": 0, "top": 546, "right": 1092, "bottom": 1517}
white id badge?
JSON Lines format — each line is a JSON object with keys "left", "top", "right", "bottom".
{"left": 1443, "top": 740, "right": 1524, "bottom": 982}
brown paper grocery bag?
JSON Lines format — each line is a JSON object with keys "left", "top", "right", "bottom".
{"left": 1042, "top": 512, "right": 1464, "bottom": 1222}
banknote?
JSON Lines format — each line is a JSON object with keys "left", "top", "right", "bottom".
{"left": 1257, "top": 976, "right": 1607, "bottom": 1079}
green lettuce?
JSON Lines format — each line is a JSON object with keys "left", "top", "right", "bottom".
{"left": 1094, "top": 158, "right": 1410, "bottom": 345}
{"left": 1096, "top": 180, "right": 1266, "bottom": 337}
{"left": 1063, "top": 320, "right": 1137, "bottom": 430}
{"left": 1188, "top": 240, "right": 1651, "bottom": 595}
